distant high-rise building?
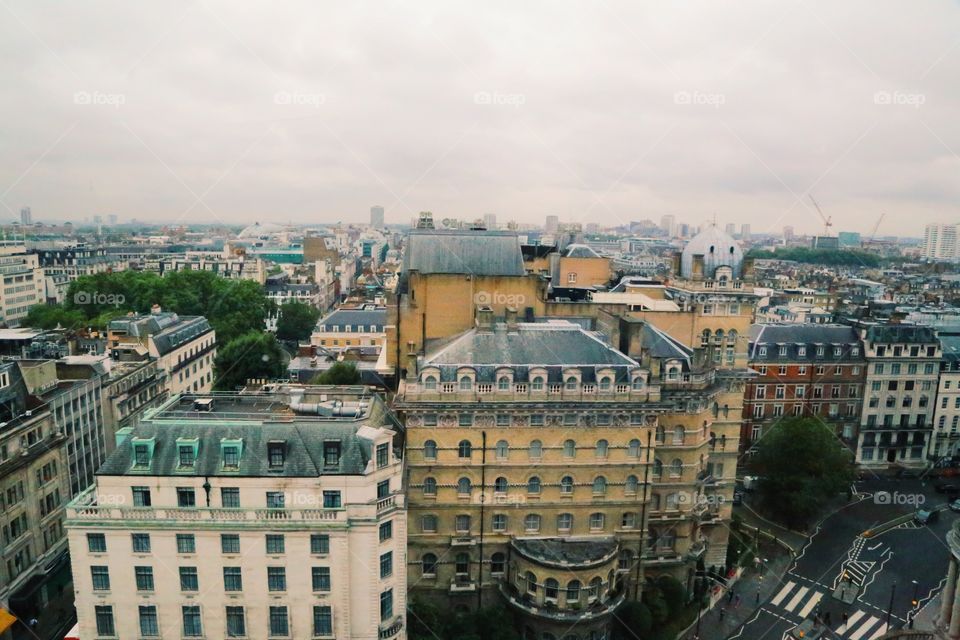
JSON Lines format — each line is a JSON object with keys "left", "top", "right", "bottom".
{"left": 484, "top": 213, "right": 497, "bottom": 230}
{"left": 585, "top": 222, "right": 599, "bottom": 234}
{"left": 740, "top": 224, "right": 751, "bottom": 241}
{"left": 783, "top": 225, "right": 794, "bottom": 240}
{"left": 838, "top": 231, "right": 861, "bottom": 248}
{"left": 370, "top": 205, "right": 385, "bottom": 228}
{"left": 545, "top": 215, "right": 559, "bottom": 234}
{"left": 725, "top": 223, "right": 737, "bottom": 236}
{"left": 19, "top": 207, "right": 31, "bottom": 226}
{"left": 660, "top": 214, "right": 676, "bottom": 237}
{"left": 108, "top": 214, "right": 118, "bottom": 225}
{"left": 92, "top": 215, "right": 102, "bottom": 224}
{"left": 923, "top": 223, "right": 959, "bottom": 260}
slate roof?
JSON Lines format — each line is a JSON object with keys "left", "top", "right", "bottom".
{"left": 865, "top": 324, "right": 938, "bottom": 345}
{"left": 317, "top": 307, "right": 387, "bottom": 332}
{"left": 402, "top": 229, "right": 526, "bottom": 276}
{"left": 110, "top": 313, "right": 213, "bottom": 356}
{"left": 97, "top": 421, "right": 371, "bottom": 477}
{"left": 748, "top": 324, "right": 863, "bottom": 362}
{"left": 512, "top": 537, "right": 619, "bottom": 568}
{"left": 639, "top": 323, "right": 694, "bottom": 361}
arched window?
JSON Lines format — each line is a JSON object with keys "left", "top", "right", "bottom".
{"left": 458, "top": 440, "right": 472, "bottom": 458}
{"left": 566, "top": 580, "right": 581, "bottom": 603}
{"left": 701, "top": 329, "right": 711, "bottom": 347}
{"left": 527, "top": 476, "right": 541, "bottom": 494}
{"left": 565, "top": 376, "right": 578, "bottom": 390}
{"left": 589, "top": 577, "right": 602, "bottom": 600}
{"left": 670, "top": 459, "right": 683, "bottom": 477}
{"left": 560, "top": 475, "right": 574, "bottom": 494}
{"left": 422, "top": 553, "right": 438, "bottom": 576}
{"left": 673, "top": 426, "right": 685, "bottom": 444}
{"left": 625, "top": 475, "right": 638, "bottom": 494}
{"left": 563, "top": 439, "right": 576, "bottom": 458}
{"left": 655, "top": 425, "right": 665, "bottom": 444}
{"left": 545, "top": 578, "right": 559, "bottom": 600}
{"left": 595, "top": 439, "right": 609, "bottom": 457}
{"left": 491, "top": 552, "right": 505, "bottom": 574}
{"left": 455, "top": 552, "right": 470, "bottom": 574}
{"left": 529, "top": 440, "right": 543, "bottom": 459}
{"left": 632, "top": 376, "right": 644, "bottom": 390}
{"left": 628, "top": 439, "right": 641, "bottom": 457}
{"left": 524, "top": 514, "right": 541, "bottom": 532}
{"left": 618, "top": 549, "right": 634, "bottom": 570}
{"left": 714, "top": 329, "right": 725, "bottom": 345}
{"left": 599, "top": 377, "right": 612, "bottom": 391}
{"left": 494, "top": 477, "right": 508, "bottom": 493}
{"left": 532, "top": 376, "right": 544, "bottom": 391}
{"left": 424, "top": 375, "right": 437, "bottom": 390}
{"left": 557, "top": 513, "right": 573, "bottom": 530}
{"left": 423, "top": 477, "right": 437, "bottom": 496}
{"left": 495, "top": 440, "right": 509, "bottom": 459}
{"left": 424, "top": 440, "right": 437, "bottom": 460}
{"left": 593, "top": 476, "right": 607, "bottom": 494}
{"left": 457, "top": 477, "right": 472, "bottom": 494}
{"left": 459, "top": 376, "right": 473, "bottom": 390}
{"left": 498, "top": 376, "right": 510, "bottom": 390}
{"left": 652, "top": 459, "right": 663, "bottom": 478}
{"left": 526, "top": 571, "right": 537, "bottom": 593}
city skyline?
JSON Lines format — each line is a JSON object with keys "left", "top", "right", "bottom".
{"left": 1, "top": 2, "right": 959, "bottom": 235}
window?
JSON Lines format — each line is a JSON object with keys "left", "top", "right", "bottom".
{"left": 422, "top": 515, "right": 439, "bottom": 532}
{"left": 180, "top": 566, "right": 199, "bottom": 591}
{"left": 133, "top": 567, "right": 153, "bottom": 591}
{"left": 498, "top": 376, "right": 510, "bottom": 391}
{"left": 266, "top": 534, "right": 285, "bottom": 554}
{"left": 423, "top": 375, "right": 437, "bottom": 390}
{"left": 672, "top": 426, "right": 684, "bottom": 444}
{"left": 222, "top": 443, "right": 240, "bottom": 467}
{"left": 628, "top": 439, "right": 641, "bottom": 457}
{"left": 221, "top": 487, "right": 240, "bottom": 508}
{"left": 589, "top": 512, "right": 605, "bottom": 530}
{"left": 376, "top": 443, "right": 389, "bottom": 468}
{"left": 268, "top": 566, "right": 287, "bottom": 591}
{"left": 459, "top": 376, "right": 472, "bottom": 391}
{"left": 592, "top": 476, "right": 607, "bottom": 495}
{"left": 531, "top": 376, "right": 544, "bottom": 391}
{"left": 524, "top": 513, "right": 541, "bottom": 532}
{"left": 87, "top": 533, "right": 106, "bottom": 553}
{"left": 497, "top": 413, "right": 511, "bottom": 426}
{"left": 455, "top": 514, "right": 471, "bottom": 532}
{"left": 621, "top": 512, "right": 637, "bottom": 529}
{"left": 133, "top": 444, "right": 150, "bottom": 468}
{"left": 557, "top": 513, "right": 573, "bottom": 531}
{"left": 670, "top": 458, "right": 683, "bottom": 477}
{"left": 179, "top": 444, "right": 196, "bottom": 467}
{"left": 268, "top": 442, "right": 286, "bottom": 467}
{"left": 563, "top": 439, "right": 576, "bottom": 458}
{"left": 491, "top": 552, "right": 506, "bottom": 575}
{"left": 313, "top": 566, "right": 332, "bottom": 590}
{"left": 527, "top": 476, "right": 541, "bottom": 494}
{"left": 177, "top": 487, "right": 196, "bottom": 507}
{"left": 311, "top": 534, "right": 330, "bottom": 554}
{"left": 223, "top": 566, "right": 243, "bottom": 591}
{"left": 567, "top": 581, "right": 581, "bottom": 603}
{"left": 95, "top": 606, "right": 115, "bottom": 636}
{"left": 422, "top": 553, "right": 438, "bottom": 576}
{"left": 139, "top": 605, "right": 159, "bottom": 637}
{"left": 423, "top": 440, "right": 437, "bottom": 460}
{"left": 492, "top": 514, "right": 507, "bottom": 531}
{"left": 269, "top": 606, "right": 289, "bottom": 637}
{"left": 458, "top": 440, "right": 472, "bottom": 458}
{"left": 494, "top": 477, "right": 508, "bottom": 493}
{"left": 596, "top": 439, "right": 609, "bottom": 457}
{"left": 132, "top": 533, "right": 151, "bottom": 553}
{"left": 560, "top": 475, "right": 574, "bottom": 494}
{"left": 423, "top": 477, "right": 437, "bottom": 496}
{"left": 529, "top": 440, "right": 543, "bottom": 458}
{"left": 323, "top": 491, "right": 341, "bottom": 508}
{"left": 91, "top": 565, "right": 110, "bottom": 591}
{"left": 457, "top": 477, "right": 472, "bottom": 494}
{"left": 545, "top": 578, "right": 560, "bottom": 600}
{"left": 182, "top": 606, "right": 203, "bottom": 637}
{"left": 377, "top": 480, "right": 390, "bottom": 499}
{"left": 222, "top": 534, "right": 240, "bottom": 554}
{"left": 176, "top": 533, "right": 196, "bottom": 553}
{"left": 380, "top": 589, "right": 394, "bottom": 622}
{"left": 227, "top": 606, "right": 246, "bottom": 638}
{"left": 652, "top": 459, "right": 663, "bottom": 478}
{"left": 379, "top": 521, "right": 393, "bottom": 542}
{"left": 625, "top": 475, "right": 639, "bottom": 494}
{"left": 313, "top": 606, "right": 333, "bottom": 637}
{"left": 132, "top": 486, "right": 151, "bottom": 507}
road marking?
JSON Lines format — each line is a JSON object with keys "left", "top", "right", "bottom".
{"left": 867, "top": 542, "right": 882, "bottom": 551}
{"left": 771, "top": 581, "right": 795, "bottom": 606}
{"left": 784, "top": 585, "right": 809, "bottom": 612}
{"left": 797, "top": 591, "right": 823, "bottom": 617}
{"left": 848, "top": 615, "right": 881, "bottom": 640}
{"left": 836, "top": 609, "right": 865, "bottom": 634}
{"left": 866, "top": 622, "right": 888, "bottom": 640}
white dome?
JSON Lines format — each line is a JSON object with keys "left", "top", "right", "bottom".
{"left": 238, "top": 221, "right": 286, "bottom": 238}
{"left": 680, "top": 225, "right": 744, "bottom": 279}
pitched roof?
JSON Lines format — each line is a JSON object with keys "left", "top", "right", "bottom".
{"left": 402, "top": 229, "right": 526, "bottom": 276}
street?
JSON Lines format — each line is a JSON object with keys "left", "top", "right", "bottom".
{"left": 729, "top": 476, "right": 954, "bottom": 640}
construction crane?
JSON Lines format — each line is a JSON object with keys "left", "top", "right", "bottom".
{"left": 809, "top": 195, "right": 833, "bottom": 236}
{"left": 869, "top": 213, "right": 886, "bottom": 241}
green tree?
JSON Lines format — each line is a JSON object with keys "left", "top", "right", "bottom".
{"left": 213, "top": 331, "right": 285, "bottom": 391}
{"left": 23, "top": 304, "right": 88, "bottom": 330}
{"left": 275, "top": 301, "right": 321, "bottom": 342}
{"left": 656, "top": 575, "right": 687, "bottom": 618}
{"left": 311, "top": 362, "right": 361, "bottom": 385}
{"left": 751, "top": 417, "right": 855, "bottom": 528}
{"left": 613, "top": 601, "right": 653, "bottom": 639}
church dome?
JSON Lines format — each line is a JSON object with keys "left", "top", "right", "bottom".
{"left": 680, "top": 225, "right": 744, "bottom": 279}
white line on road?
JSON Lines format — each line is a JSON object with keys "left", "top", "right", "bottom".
{"left": 836, "top": 609, "right": 865, "bottom": 634}
{"left": 797, "top": 591, "right": 823, "bottom": 617}
{"left": 784, "top": 585, "right": 809, "bottom": 612}
{"left": 867, "top": 542, "right": 882, "bottom": 551}
{"left": 848, "top": 615, "right": 881, "bottom": 640}
{"left": 771, "top": 581, "right": 795, "bottom": 606}
{"left": 866, "top": 622, "right": 888, "bottom": 640}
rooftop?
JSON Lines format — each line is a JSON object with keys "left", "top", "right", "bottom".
{"left": 402, "top": 229, "right": 526, "bottom": 277}
{"left": 511, "top": 537, "right": 619, "bottom": 568}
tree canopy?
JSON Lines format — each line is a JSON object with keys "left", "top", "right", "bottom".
{"left": 213, "top": 331, "right": 286, "bottom": 391}
{"left": 407, "top": 600, "right": 519, "bottom": 640}
{"left": 310, "top": 362, "right": 361, "bottom": 385}
{"left": 751, "top": 417, "right": 855, "bottom": 528}
{"left": 275, "top": 301, "right": 321, "bottom": 342}
{"left": 746, "top": 247, "right": 881, "bottom": 268}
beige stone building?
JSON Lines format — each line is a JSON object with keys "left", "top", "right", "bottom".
{"left": 66, "top": 387, "right": 406, "bottom": 640}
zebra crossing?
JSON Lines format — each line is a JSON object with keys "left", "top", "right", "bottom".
{"left": 768, "top": 581, "right": 890, "bottom": 640}
{"left": 839, "top": 560, "right": 873, "bottom": 587}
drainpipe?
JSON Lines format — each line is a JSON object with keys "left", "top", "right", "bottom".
{"left": 635, "top": 429, "right": 653, "bottom": 600}
{"left": 477, "top": 430, "right": 487, "bottom": 609}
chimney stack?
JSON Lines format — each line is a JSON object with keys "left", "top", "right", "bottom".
{"left": 405, "top": 341, "right": 418, "bottom": 380}
{"left": 505, "top": 306, "right": 518, "bottom": 333}
{"left": 476, "top": 306, "right": 494, "bottom": 332}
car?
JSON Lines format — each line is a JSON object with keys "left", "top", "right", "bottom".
{"left": 950, "top": 499, "right": 960, "bottom": 513}
{"left": 936, "top": 482, "right": 960, "bottom": 496}
{"left": 915, "top": 508, "right": 939, "bottom": 525}
{"left": 897, "top": 468, "right": 921, "bottom": 479}
{"left": 732, "top": 490, "right": 744, "bottom": 505}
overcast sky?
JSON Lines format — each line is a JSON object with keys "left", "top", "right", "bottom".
{"left": 1, "top": 1, "right": 958, "bottom": 237}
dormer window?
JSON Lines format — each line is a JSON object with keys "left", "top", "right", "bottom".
{"left": 423, "top": 375, "right": 437, "bottom": 390}
{"left": 459, "top": 376, "right": 472, "bottom": 391}
{"left": 177, "top": 438, "right": 199, "bottom": 468}
{"left": 268, "top": 441, "right": 286, "bottom": 468}
{"left": 220, "top": 438, "right": 243, "bottom": 470}
{"left": 565, "top": 377, "right": 578, "bottom": 391}
{"left": 324, "top": 441, "right": 341, "bottom": 467}
{"left": 131, "top": 437, "right": 156, "bottom": 470}
{"left": 497, "top": 376, "right": 510, "bottom": 391}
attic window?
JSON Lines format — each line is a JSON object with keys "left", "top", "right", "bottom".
{"left": 323, "top": 441, "right": 341, "bottom": 467}
{"left": 268, "top": 441, "right": 286, "bottom": 468}
{"left": 220, "top": 438, "right": 243, "bottom": 469}
{"left": 131, "top": 437, "right": 156, "bottom": 470}
{"left": 177, "top": 438, "right": 199, "bottom": 468}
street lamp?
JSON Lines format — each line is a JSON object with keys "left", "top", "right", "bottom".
{"left": 886, "top": 583, "right": 897, "bottom": 627}
{"left": 909, "top": 580, "right": 919, "bottom": 628}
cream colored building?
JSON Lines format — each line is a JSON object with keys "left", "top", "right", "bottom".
{"left": 0, "top": 242, "right": 45, "bottom": 327}
{"left": 66, "top": 387, "right": 406, "bottom": 640}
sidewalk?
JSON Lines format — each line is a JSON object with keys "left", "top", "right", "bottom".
{"left": 735, "top": 502, "right": 808, "bottom": 552}
{"left": 687, "top": 541, "right": 793, "bottom": 640}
